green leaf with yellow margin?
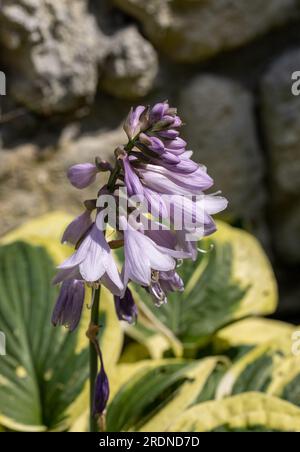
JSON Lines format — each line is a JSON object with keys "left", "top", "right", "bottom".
{"left": 167, "top": 392, "right": 300, "bottom": 432}
{"left": 267, "top": 356, "right": 300, "bottom": 407}
{"left": 213, "top": 318, "right": 294, "bottom": 353}
{"left": 138, "top": 357, "right": 230, "bottom": 432}
{"left": 106, "top": 357, "right": 230, "bottom": 432}
{"left": 107, "top": 360, "right": 193, "bottom": 431}
{"left": 215, "top": 331, "right": 296, "bottom": 400}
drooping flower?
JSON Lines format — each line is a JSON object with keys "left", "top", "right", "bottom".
{"left": 57, "top": 214, "right": 123, "bottom": 296}
{"left": 146, "top": 270, "right": 185, "bottom": 306}
{"left": 52, "top": 279, "right": 85, "bottom": 332}
{"left": 114, "top": 287, "right": 138, "bottom": 324}
{"left": 121, "top": 217, "right": 175, "bottom": 288}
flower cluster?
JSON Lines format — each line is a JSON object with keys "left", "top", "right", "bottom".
{"left": 52, "top": 101, "right": 227, "bottom": 417}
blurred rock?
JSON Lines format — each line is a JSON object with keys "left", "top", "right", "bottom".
{"left": 113, "top": 0, "right": 298, "bottom": 62}
{"left": 0, "top": 126, "right": 125, "bottom": 235}
{"left": 261, "top": 48, "right": 300, "bottom": 263}
{"left": 100, "top": 26, "right": 158, "bottom": 99}
{"left": 179, "top": 75, "right": 265, "bottom": 221}
{"left": 0, "top": 0, "right": 103, "bottom": 114}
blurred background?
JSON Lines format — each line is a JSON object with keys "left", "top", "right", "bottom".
{"left": 1, "top": 0, "right": 300, "bottom": 323}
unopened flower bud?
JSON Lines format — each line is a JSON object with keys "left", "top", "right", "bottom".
{"left": 166, "top": 107, "right": 177, "bottom": 117}
{"left": 93, "top": 352, "right": 110, "bottom": 416}
{"left": 67, "top": 163, "right": 98, "bottom": 189}
{"left": 152, "top": 117, "right": 175, "bottom": 132}
{"left": 124, "top": 106, "right": 147, "bottom": 140}
{"left": 114, "top": 288, "right": 138, "bottom": 324}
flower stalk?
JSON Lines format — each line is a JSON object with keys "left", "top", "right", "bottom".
{"left": 87, "top": 287, "right": 101, "bottom": 432}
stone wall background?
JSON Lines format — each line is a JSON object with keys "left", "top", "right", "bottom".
{"left": 0, "top": 0, "right": 300, "bottom": 321}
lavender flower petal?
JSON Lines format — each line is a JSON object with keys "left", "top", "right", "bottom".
{"left": 121, "top": 217, "right": 176, "bottom": 289}
{"left": 61, "top": 210, "right": 92, "bottom": 245}
{"left": 159, "top": 271, "right": 184, "bottom": 294}
{"left": 138, "top": 164, "right": 213, "bottom": 195}
{"left": 139, "top": 134, "right": 165, "bottom": 154}
{"left": 58, "top": 218, "right": 123, "bottom": 294}
{"left": 79, "top": 223, "right": 123, "bottom": 294}
{"left": 123, "top": 156, "right": 144, "bottom": 196}
{"left": 150, "top": 102, "right": 169, "bottom": 123}
{"left": 164, "top": 137, "right": 187, "bottom": 151}
{"left": 200, "top": 194, "right": 228, "bottom": 215}
{"left": 143, "top": 187, "right": 168, "bottom": 219}
{"left": 53, "top": 266, "right": 82, "bottom": 285}
{"left": 67, "top": 163, "right": 98, "bottom": 189}
{"left": 157, "top": 129, "right": 180, "bottom": 140}
{"left": 124, "top": 106, "right": 146, "bottom": 139}
{"left": 52, "top": 279, "right": 85, "bottom": 332}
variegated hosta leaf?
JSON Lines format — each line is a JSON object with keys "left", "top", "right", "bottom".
{"left": 124, "top": 221, "right": 278, "bottom": 356}
{"left": 138, "top": 357, "right": 229, "bottom": 432}
{"left": 106, "top": 358, "right": 229, "bottom": 432}
{"left": 213, "top": 318, "right": 295, "bottom": 353}
{"left": 167, "top": 392, "right": 300, "bottom": 432}
{"left": 0, "top": 211, "right": 74, "bottom": 264}
{"left": 215, "top": 331, "right": 296, "bottom": 400}
{"left": 267, "top": 356, "right": 300, "bottom": 407}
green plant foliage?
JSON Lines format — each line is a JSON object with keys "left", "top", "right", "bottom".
{"left": 106, "top": 357, "right": 230, "bottom": 432}
{"left": 1, "top": 212, "right": 299, "bottom": 433}
{"left": 282, "top": 374, "right": 300, "bottom": 407}
{"left": 107, "top": 361, "right": 189, "bottom": 432}
{"left": 167, "top": 393, "right": 300, "bottom": 432}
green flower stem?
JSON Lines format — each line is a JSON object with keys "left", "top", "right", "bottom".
{"left": 107, "top": 137, "right": 138, "bottom": 192}
{"left": 89, "top": 286, "right": 101, "bottom": 433}
{"left": 89, "top": 134, "right": 142, "bottom": 430}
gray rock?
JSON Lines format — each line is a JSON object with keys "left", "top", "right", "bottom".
{"left": 0, "top": 0, "right": 103, "bottom": 114}
{"left": 179, "top": 75, "right": 265, "bottom": 222}
{"left": 100, "top": 26, "right": 159, "bottom": 99}
{"left": 113, "top": 0, "right": 298, "bottom": 62}
{"left": 261, "top": 48, "right": 300, "bottom": 263}
{"left": 0, "top": 126, "right": 125, "bottom": 236}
